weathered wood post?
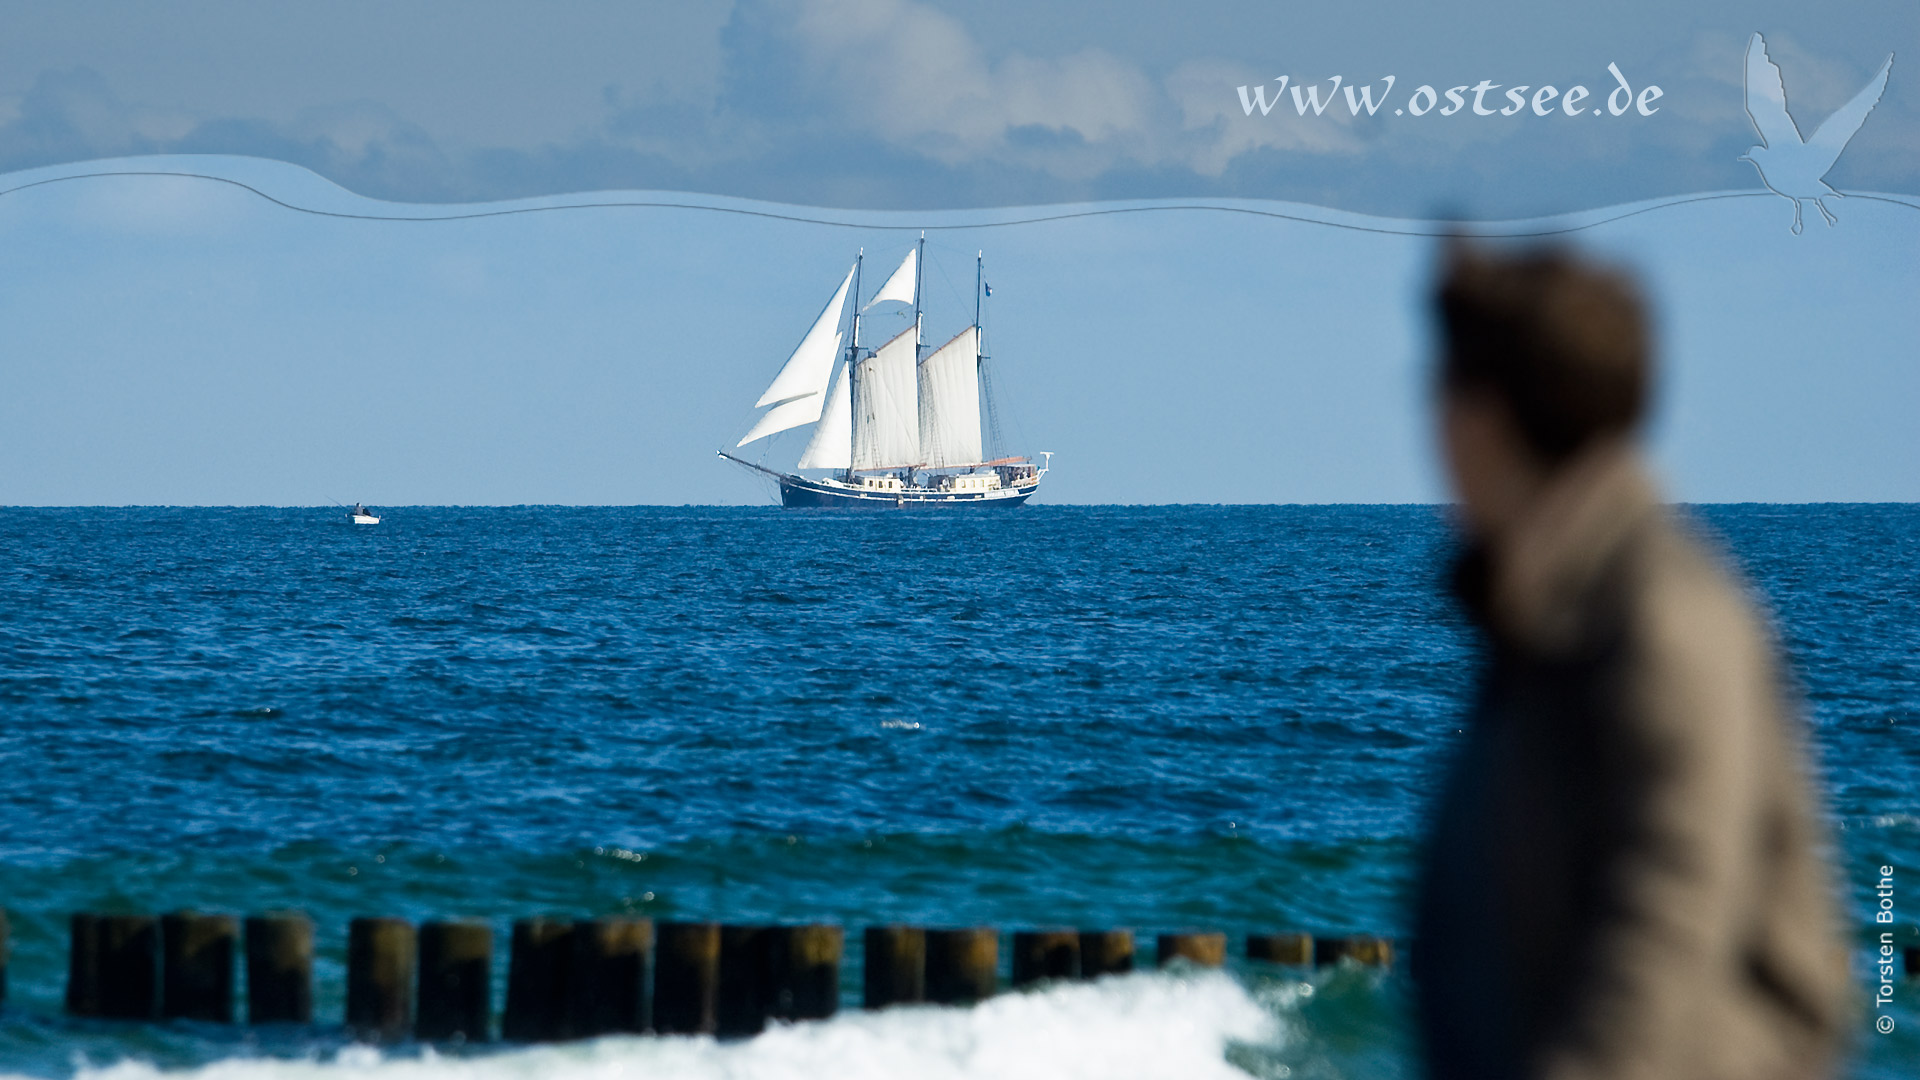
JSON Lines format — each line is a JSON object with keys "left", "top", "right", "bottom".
{"left": 504, "top": 918, "right": 572, "bottom": 1042}
{"left": 245, "top": 913, "right": 314, "bottom": 1024}
{"left": 767, "top": 924, "right": 841, "bottom": 1021}
{"left": 67, "top": 914, "right": 158, "bottom": 1019}
{"left": 1247, "top": 932, "right": 1314, "bottom": 966}
{"left": 417, "top": 920, "right": 492, "bottom": 1043}
{"left": 1357, "top": 936, "right": 1395, "bottom": 968}
{"left": 925, "top": 927, "right": 997, "bottom": 1004}
{"left": 346, "top": 917, "right": 414, "bottom": 1041}
{"left": 1011, "top": 929, "right": 1079, "bottom": 987}
{"left": 1156, "top": 932, "right": 1226, "bottom": 968}
{"left": 717, "top": 925, "right": 772, "bottom": 1037}
{"left": 654, "top": 921, "right": 720, "bottom": 1034}
{"left": 1079, "top": 929, "right": 1134, "bottom": 977}
{"left": 1907, "top": 945, "right": 1918, "bottom": 978}
{"left": 161, "top": 912, "right": 237, "bottom": 1022}
{"left": 569, "top": 917, "right": 652, "bottom": 1036}
{"left": 1314, "top": 934, "right": 1393, "bottom": 968}
{"left": 863, "top": 925, "right": 925, "bottom": 1009}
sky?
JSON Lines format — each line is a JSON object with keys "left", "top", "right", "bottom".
{"left": 0, "top": 1, "right": 1914, "bottom": 505}
{"left": 0, "top": 0, "right": 1912, "bottom": 216}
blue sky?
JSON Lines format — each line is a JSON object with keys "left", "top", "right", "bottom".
{"left": 0, "top": 2, "right": 1914, "bottom": 505}
{"left": 1, "top": 157, "right": 1913, "bottom": 505}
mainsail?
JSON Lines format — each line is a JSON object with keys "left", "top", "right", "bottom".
{"left": 851, "top": 326, "right": 920, "bottom": 469}
{"left": 754, "top": 263, "right": 854, "bottom": 410}
{"left": 917, "top": 326, "right": 982, "bottom": 467}
{"left": 796, "top": 360, "right": 852, "bottom": 469}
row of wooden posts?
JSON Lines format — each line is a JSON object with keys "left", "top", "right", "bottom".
{"left": 14, "top": 910, "right": 1403, "bottom": 1042}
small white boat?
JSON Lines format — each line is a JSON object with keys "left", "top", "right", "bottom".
{"left": 348, "top": 505, "right": 380, "bottom": 525}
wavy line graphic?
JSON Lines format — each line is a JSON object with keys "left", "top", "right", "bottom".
{"left": 3, "top": 156, "right": 1916, "bottom": 240}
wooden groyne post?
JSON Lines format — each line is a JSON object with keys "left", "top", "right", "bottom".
{"left": 67, "top": 914, "right": 158, "bottom": 1020}
{"left": 1011, "top": 929, "right": 1080, "bottom": 986}
{"left": 1247, "top": 931, "right": 1314, "bottom": 966}
{"left": 1313, "top": 934, "right": 1394, "bottom": 968}
{"left": 346, "top": 917, "right": 414, "bottom": 1041}
{"left": 503, "top": 918, "right": 571, "bottom": 1042}
{"left": 417, "top": 920, "right": 492, "bottom": 1043}
{"left": 654, "top": 921, "right": 720, "bottom": 1035}
{"left": 245, "top": 913, "right": 314, "bottom": 1023}
{"left": 46, "top": 905, "right": 1434, "bottom": 1044}
{"left": 1157, "top": 931, "right": 1226, "bottom": 968}
{"left": 569, "top": 917, "right": 652, "bottom": 1036}
{"left": 1079, "top": 929, "right": 1135, "bottom": 976}
{"left": 924, "top": 927, "right": 997, "bottom": 1004}
{"left": 862, "top": 924, "right": 924, "bottom": 1008}
{"left": 161, "top": 912, "right": 236, "bottom": 1022}
{"left": 767, "top": 924, "right": 842, "bottom": 1021}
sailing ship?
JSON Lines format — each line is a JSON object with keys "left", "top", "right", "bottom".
{"left": 719, "top": 238, "right": 1049, "bottom": 507}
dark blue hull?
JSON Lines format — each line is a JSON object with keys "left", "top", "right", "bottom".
{"left": 778, "top": 476, "right": 1037, "bottom": 508}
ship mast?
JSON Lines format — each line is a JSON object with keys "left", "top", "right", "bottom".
{"left": 913, "top": 232, "right": 925, "bottom": 352}
{"left": 977, "top": 249, "right": 1005, "bottom": 460}
{"left": 844, "top": 248, "right": 864, "bottom": 483}
{"left": 850, "top": 248, "right": 864, "bottom": 352}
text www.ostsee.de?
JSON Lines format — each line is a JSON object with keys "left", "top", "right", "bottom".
{"left": 1237, "top": 63, "right": 1663, "bottom": 119}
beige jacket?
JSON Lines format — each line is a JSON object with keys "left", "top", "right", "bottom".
{"left": 1413, "top": 446, "right": 1852, "bottom": 1080}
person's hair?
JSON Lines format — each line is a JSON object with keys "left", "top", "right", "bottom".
{"left": 1435, "top": 244, "right": 1652, "bottom": 463}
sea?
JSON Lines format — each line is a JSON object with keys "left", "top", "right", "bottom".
{"left": 1, "top": 505, "right": 1915, "bottom": 1079}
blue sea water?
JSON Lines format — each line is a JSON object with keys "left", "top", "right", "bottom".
{"left": 0, "top": 505, "right": 1915, "bottom": 1079}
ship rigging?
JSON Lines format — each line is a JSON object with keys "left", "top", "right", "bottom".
{"left": 720, "top": 237, "right": 1048, "bottom": 507}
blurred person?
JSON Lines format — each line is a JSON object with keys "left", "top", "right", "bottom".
{"left": 1412, "top": 244, "right": 1853, "bottom": 1080}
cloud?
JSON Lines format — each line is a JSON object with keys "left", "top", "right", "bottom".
{"left": 0, "top": 68, "right": 176, "bottom": 164}
{"left": 1163, "top": 59, "right": 1370, "bottom": 175}
{"left": 0, "top": 3, "right": 1909, "bottom": 216}
{"left": 0, "top": 67, "right": 462, "bottom": 202}
{"left": 703, "top": 0, "right": 1369, "bottom": 182}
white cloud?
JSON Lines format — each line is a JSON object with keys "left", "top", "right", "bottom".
{"left": 779, "top": 0, "right": 1157, "bottom": 158}
{"left": 759, "top": 0, "right": 1355, "bottom": 179}
{"left": 1163, "top": 59, "right": 1368, "bottom": 176}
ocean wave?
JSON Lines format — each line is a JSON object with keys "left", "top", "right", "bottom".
{"left": 42, "top": 973, "right": 1274, "bottom": 1080}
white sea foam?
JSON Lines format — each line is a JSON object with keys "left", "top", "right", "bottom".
{"left": 50, "top": 972, "right": 1276, "bottom": 1080}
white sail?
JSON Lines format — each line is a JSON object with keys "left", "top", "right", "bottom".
{"left": 917, "top": 326, "right": 983, "bottom": 467}
{"left": 862, "top": 247, "right": 917, "bottom": 311}
{"left": 796, "top": 360, "right": 851, "bottom": 469}
{"left": 737, "top": 390, "right": 823, "bottom": 447}
{"left": 756, "top": 264, "right": 854, "bottom": 408}
{"left": 851, "top": 327, "right": 920, "bottom": 469}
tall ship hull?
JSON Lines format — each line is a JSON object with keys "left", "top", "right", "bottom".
{"left": 776, "top": 464, "right": 1038, "bottom": 507}
{"left": 721, "top": 239, "right": 1049, "bottom": 507}
{"left": 779, "top": 481, "right": 1034, "bottom": 508}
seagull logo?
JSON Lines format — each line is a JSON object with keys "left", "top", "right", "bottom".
{"left": 1741, "top": 32, "right": 1894, "bottom": 233}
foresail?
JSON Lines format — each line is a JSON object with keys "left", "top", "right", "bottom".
{"left": 796, "top": 360, "right": 852, "bottom": 469}
{"left": 755, "top": 263, "right": 854, "bottom": 408}
{"left": 917, "top": 326, "right": 983, "bottom": 467}
{"left": 862, "top": 247, "right": 917, "bottom": 311}
{"left": 736, "top": 390, "right": 823, "bottom": 447}
{"left": 851, "top": 327, "right": 920, "bottom": 469}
